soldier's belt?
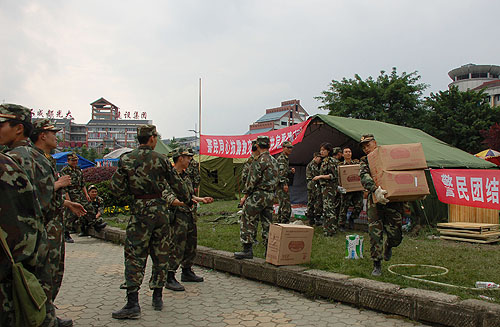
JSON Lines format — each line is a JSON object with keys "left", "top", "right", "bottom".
{"left": 134, "top": 194, "right": 162, "bottom": 200}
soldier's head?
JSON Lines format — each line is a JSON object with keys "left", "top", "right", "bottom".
{"left": 171, "top": 146, "right": 193, "bottom": 170}
{"left": 137, "top": 124, "right": 159, "bottom": 148}
{"left": 282, "top": 141, "right": 293, "bottom": 156}
{"left": 30, "top": 118, "right": 61, "bottom": 150}
{"left": 0, "top": 103, "right": 33, "bottom": 147}
{"left": 251, "top": 140, "right": 258, "bottom": 153}
{"left": 88, "top": 185, "right": 98, "bottom": 200}
{"left": 256, "top": 136, "right": 270, "bottom": 152}
{"left": 333, "top": 147, "right": 342, "bottom": 159}
{"left": 67, "top": 152, "right": 79, "bottom": 168}
{"left": 342, "top": 147, "right": 352, "bottom": 161}
{"left": 313, "top": 152, "right": 322, "bottom": 164}
{"left": 319, "top": 142, "right": 333, "bottom": 157}
{"left": 359, "top": 134, "right": 377, "bottom": 155}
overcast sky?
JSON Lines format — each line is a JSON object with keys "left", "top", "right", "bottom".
{"left": 1, "top": 1, "right": 499, "bottom": 139}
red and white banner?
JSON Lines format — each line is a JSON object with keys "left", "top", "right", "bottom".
{"left": 200, "top": 119, "right": 311, "bottom": 158}
{"left": 430, "top": 169, "right": 500, "bottom": 210}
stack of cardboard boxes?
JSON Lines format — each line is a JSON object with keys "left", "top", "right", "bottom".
{"left": 367, "top": 143, "right": 430, "bottom": 202}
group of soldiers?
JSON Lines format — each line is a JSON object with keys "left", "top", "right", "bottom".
{"left": 235, "top": 135, "right": 404, "bottom": 277}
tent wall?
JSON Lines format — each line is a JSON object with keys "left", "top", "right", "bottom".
{"left": 199, "top": 157, "right": 243, "bottom": 199}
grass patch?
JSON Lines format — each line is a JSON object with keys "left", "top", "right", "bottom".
{"left": 105, "top": 198, "right": 500, "bottom": 303}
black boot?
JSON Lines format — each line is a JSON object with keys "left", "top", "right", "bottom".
{"left": 234, "top": 243, "right": 253, "bottom": 259}
{"left": 165, "top": 271, "right": 185, "bottom": 291}
{"left": 384, "top": 246, "right": 393, "bottom": 261}
{"left": 152, "top": 288, "right": 163, "bottom": 311}
{"left": 78, "top": 223, "right": 89, "bottom": 237}
{"left": 112, "top": 291, "right": 141, "bottom": 319}
{"left": 181, "top": 268, "right": 204, "bottom": 282}
{"left": 372, "top": 260, "right": 382, "bottom": 277}
{"left": 64, "top": 231, "right": 74, "bottom": 243}
{"left": 57, "top": 317, "right": 73, "bottom": 327}
{"left": 94, "top": 221, "right": 107, "bottom": 233}
{"left": 348, "top": 217, "right": 355, "bottom": 230}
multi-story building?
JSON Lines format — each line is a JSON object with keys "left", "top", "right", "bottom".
{"left": 247, "top": 99, "right": 309, "bottom": 134}
{"left": 448, "top": 64, "right": 500, "bottom": 106}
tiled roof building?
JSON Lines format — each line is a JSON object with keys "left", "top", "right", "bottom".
{"left": 247, "top": 99, "right": 308, "bottom": 135}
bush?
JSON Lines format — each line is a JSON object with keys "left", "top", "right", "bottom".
{"left": 83, "top": 167, "right": 117, "bottom": 184}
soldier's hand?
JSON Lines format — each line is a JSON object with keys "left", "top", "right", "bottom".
{"left": 67, "top": 201, "right": 87, "bottom": 217}
{"left": 55, "top": 175, "right": 71, "bottom": 190}
{"left": 202, "top": 197, "right": 214, "bottom": 204}
{"left": 284, "top": 185, "right": 289, "bottom": 193}
{"left": 374, "top": 186, "right": 389, "bottom": 205}
{"left": 239, "top": 196, "right": 247, "bottom": 207}
{"left": 337, "top": 186, "right": 347, "bottom": 194}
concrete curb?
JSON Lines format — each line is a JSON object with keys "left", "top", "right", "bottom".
{"left": 91, "top": 227, "right": 500, "bottom": 327}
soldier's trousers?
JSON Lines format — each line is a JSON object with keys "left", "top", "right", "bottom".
{"left": 276, "top": 185, "right": 291, "bottom": 223}
{"left": 64, "top": 192, "right": 96, "bottom": 231}
{"left": 339, "top": 191, "right": 363, "bottom": 227}
{"left": 124, "top": 200, "right": 171, "bottom": 293}
{"left": 167, "top": 210, "right": 197, "bottom": 272}
{"left": 46, "top": 215, "right": 65, "bottom": 301}
{"left": 367, "top": 197, "right": 403, "bottom": 261}
{"left": 306, "top": 182, "right": 322, "bottom": 222}
{"left": 240, "top": 190, "right": 274, "bottom": 246}
{"left": 322, "top": 185, "right": 340, "bottom": 235}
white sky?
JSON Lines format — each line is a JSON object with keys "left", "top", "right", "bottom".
{"left": 1, "top": 1, "right": 499, "bottom": 139}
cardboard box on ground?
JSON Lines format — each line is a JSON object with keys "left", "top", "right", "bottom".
{"left": 266, "top": 224, "right": 314, "bottom": 266}
{"left": 368, "top": 143, "right": 430, "bottom": 203}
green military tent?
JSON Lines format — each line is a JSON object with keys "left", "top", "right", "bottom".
{"left": 197, "top": 155, "right": 246, "bottom": 199}
{"left": 288, "top": 114, "right": 497, "bottom": 224}
{"left": 154, "top": 139, "right": 173, "bottom": 155}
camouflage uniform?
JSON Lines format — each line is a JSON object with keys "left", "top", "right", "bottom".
{"left": 339, "top": 159, "right": 364, "bottom": 228}
{"left": 240, "top": 146, "right": 279, "bottom": 246}
{"left": 319, "top": 155, "right": 340, "bottom": 235}
{"left": 110, "top": 125, "right": 191, "bottom": 293}
{"left": 90, "top": 195, "right": 104, "bottom": 218}
{"left": 0, "top": 153, "right": 49, "bottom": 326}
{"left": 60, "top": 159, "right": 96, "bottom": 232}
{"left": 275, "top": 147, "right": 293, "bottom": 223}
{"left": 185, "top": 153, "right": 200, "bottom": 192}
{"left": 305, "top": 157, "right": 322, "bottom": 224}
{"left": 359, "top": 156, "right": 403, "bottom": 261}
{"left": 241, "top": 153, "right": 256, "bottom": 193}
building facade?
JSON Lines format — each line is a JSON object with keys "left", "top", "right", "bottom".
{"left": 247, "top": 99, "right": 309, "bottom": 134}
{"left": 448, "top": 64, "right": 500, "bottom": 107}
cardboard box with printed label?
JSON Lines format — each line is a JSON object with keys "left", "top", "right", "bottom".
{"left": 372, "top": 169, "right": 430, "bottom": 202}
{"left": 265, "top": 224, "right": 314, "bottom": 266}
{"left": 368, "top": 143, "right": 427, "bottom": 172}
{"left": 338, "top": 164, "right": 364, "bottom": 192}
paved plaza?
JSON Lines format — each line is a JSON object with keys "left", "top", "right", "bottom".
{"left": 56, "top": 237, "right": 429, "bottom": 327}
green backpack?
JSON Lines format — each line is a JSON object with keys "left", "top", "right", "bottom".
{"left": 0, "top": 230, "right": 47, "bottom": 327}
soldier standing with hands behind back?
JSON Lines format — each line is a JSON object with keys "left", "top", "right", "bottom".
{"left": 359, "top": 134, "right": 404, "bottom": 276}
{"left": 276, "top": 141, "right": 295, "bottom": 223}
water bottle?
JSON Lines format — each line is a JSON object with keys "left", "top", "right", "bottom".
{"left": 475, "top": 281, "right": 500, "bottom": 289}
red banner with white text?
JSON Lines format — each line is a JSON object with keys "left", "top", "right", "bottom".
{"left": 430, "top": 169, "right": 500, "bottom": 210}
{"left": 200, "top": 119, "right": 311, "bottom": 158}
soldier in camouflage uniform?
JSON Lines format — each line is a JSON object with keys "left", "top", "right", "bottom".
{"left": 275, "top": 141, "right": 295, "bottom": 223}
{"left": 240, "top": 140, "right": 258, "bottom": 195}
{"left": 110, "top": 125, "right": 191, "bottom": 318}
{"left": 234, "top": 135, "right": 278, "bottom": 259}
{"left": 61, "top": 153, "right": 104, "bottom": 239}
{"left": 305, "top": 152, "right": 323, "bottom": 226}
{"left": 338, "top": 147, "right": 364, "bottom": 230}
{"left": 0, "top": 152, "right": 47, "bottom": 327}
{"left": 185, "top": 148, "right": 201, "bottom": 194}
{"left": 87, "top": 185, "right": 107, "bottom": 231}
{"left": 359, "top": 134, "right": 404, "bottom": 276}
{"left": 166, "top": 147, "right": 213, "bottom": 292}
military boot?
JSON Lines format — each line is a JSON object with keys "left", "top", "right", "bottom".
{"left": 112, "top": 291, "right": 141, "bottom": 319}
{"left": 152, "top": 288, "right": 163, "bottom": 311}
{"left": 78, "top": 223, "right": 89, "bottom": 237}
{"left": 64, "top": 231, "right": 74, "bottom": 243}
{"left": 384, "top": 246, "right": 393, "bottom": 261}
{"left": 181, "top": 268, "right": 204, "bottom": 282}
{"left": 57, "top": 317, "right": 73, "bottom": 327}
{"left": 165, "top": 271, "right": 185, "bottom": 291}
{"left": 371, "top": 260, "right": 382, "bottom": 277}
{"left": 93, "top": 221, "right": 108, "bottom": 233}
{"left": 234, "top": 243, "right": 253, "bottom": 259}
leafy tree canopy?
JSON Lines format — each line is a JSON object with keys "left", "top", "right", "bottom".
{"left": 316, "top": 67, "right": 428, "bottom": 127}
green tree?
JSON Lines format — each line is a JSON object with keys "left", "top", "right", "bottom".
{"left": 88, "top": 147, "right": 98, "bottom": 162}
{"left": 169, "top": 137, "right": 180, "bottom": 149}
{"left": 80, "top": 144, "right": 89, "bottom": 159}
{"left": 316, "top": 67, "right": 428, "bottom": 128}
{"left": 423, "top": 86, "right": 500, "bottom": 153}
{"left": 102, "top": 148, "right": 111, "bottom": 157}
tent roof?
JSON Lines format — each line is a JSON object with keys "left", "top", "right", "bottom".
{"left": 289, "top": 115, "right": 496, "bottom": 169}
{"left": 154, "top": 139, "right": 172, "bottom": 155}
{"left": 475, "top": 149, "right": 500, "bottom": 158}
{"left": 103, "top": 147, "right": 133, "bottom": 159}
{"left": 195, "top": 154, "right": 247, "bottom": 164}
{"left": 51, "top": 152, "right": 95, "bottom": 169}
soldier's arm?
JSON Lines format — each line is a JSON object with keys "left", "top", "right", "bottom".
{"left": 110, "top": 160, "right": 128, "bottom": 196}
{"left": 359, "top": 159, "right": 377, "bottom": 192}
{"left": 277, "top": 156, "right": 288, "bottom": 184}
{"left": 161, "top": 182, "right": 179, "bottom": 206}
{"left": 305, "top": 163, "right": 313, "bottom": 180}
{"left": 245, "top": 159, "right": 261, "bottom": 194}
{"left": 164, "top": 160, "right": 191, "bottom": 204}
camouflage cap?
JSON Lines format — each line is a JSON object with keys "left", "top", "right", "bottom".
{"left": 67, "top": 152, "right": 78, "bottom": 161}
{"left": 251, "top": 139, "right": 257, "bottom": 146}
{"left": 137, "top": 124, "right": 158, "bottom": 137}
{"left": 88, "top": 184, "right": 98, "bottom": 192}
{"left": 256, "top": 135, "right": 270, "bottom": 147}
{"left": 171, "top": 146, "right": 194, "bottom": 159}
{"left": 282, "top": 141, "right": 293, "bottom": 148}
{"left": 187, "top": 148, "right": 195, "bottom": 156}
{"left": 33, "top": 118, "right": 61, "bottom": 132}
{"left": 0, "top": 103, "right": 32, "bottom": 123}
{"left": 333, "top": 147, "right": 342, "bottom": 154}
{"left": 359, "top": 134, "right": 375, "bottom": 145}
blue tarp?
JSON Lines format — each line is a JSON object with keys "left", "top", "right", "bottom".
{"left": 51, "top": 152, "right": 95, "bottom": 170}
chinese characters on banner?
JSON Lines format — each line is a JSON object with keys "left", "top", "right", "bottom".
{"left": 430, "top": 169, "right": 500, "bottom": 210}
{"left": 200, "top": 119, "right": 311, "bottom": 158}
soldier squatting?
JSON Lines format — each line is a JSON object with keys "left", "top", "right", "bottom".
{"left": 0, "top": 102, "right": 405, "bottom": 325}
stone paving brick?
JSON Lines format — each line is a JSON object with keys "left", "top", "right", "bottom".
{"left": 57, "top": 236, "right": 429, "bottom": 327}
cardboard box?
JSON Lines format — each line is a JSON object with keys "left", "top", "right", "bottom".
{"left": 372, "top": 169, "right": 430, "bottom": 202}
{"left": 368, "top": 143, "right": 427, "bottom": 172}
{"left": 266, "top": 224, "right": 314, "bottom": 266}
{"left": 338, "top": 164, "right": 364, "bottom": 192}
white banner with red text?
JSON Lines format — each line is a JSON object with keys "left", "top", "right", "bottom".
{"left": 200, "top": 119, "right": 311, "bottom": 158}
{"left": 430, "top": 169, "right": 500, "bottom": 210}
